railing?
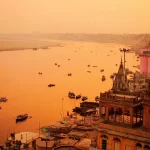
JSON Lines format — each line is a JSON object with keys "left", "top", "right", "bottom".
{"left": 100, "top": 92, "right": 142, "bottom": 103}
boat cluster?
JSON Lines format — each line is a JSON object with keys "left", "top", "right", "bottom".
{"left": 68, "top": 92, "right": 100, "bottom": 102}
{"left": 55, "top": 63, "right": 60, "bottom": 67}
{"left": 68, "top": 92, "right": 88, "bottom": 101}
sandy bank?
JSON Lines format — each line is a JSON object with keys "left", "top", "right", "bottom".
{"left": 0, "top": 39, "right": 62, "bottom": 52}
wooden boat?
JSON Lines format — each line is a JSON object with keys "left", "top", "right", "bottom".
{"left": 82, "top": 96, "right": 88, "bottom": 101}
{"left": 16, "top": 114, "right": 28, "bottom": 122}
{"left": 110, "top": 74, "right": 114, "bottom": 79}
{"left": 68, "top": 73, "right": 72, "bottom": 76}
{"left": 0, "top": 97, "right": 7, "bottom": 102}
{"left": 68, "top": 91, "right": 75, "bottom": 98}
{"left": 33, "top": 48, "right": 37, "bottom": 50}
{"left": 102, "top": 75, "right": 106, "bottom": 81}
{"left": 87, "top": 71, "right": 91, "bottom": 73}
{"left": 48, "top": 84, "right": 55, "bottom": 87}
{"left": 76, "top": 94, "right": 81, "bottom": 99}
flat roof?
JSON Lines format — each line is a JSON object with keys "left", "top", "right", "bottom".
{"left": 75, "top": 138, "right": 91, "bottom": 148}
{"left": 36, "top": 138, "right": 55, "bottom": 148}
{"left": 68, "top": 131, "right": 86, "bottom": 137}
{"left": 8, "top": 132, "right": 39, "bottom": 144}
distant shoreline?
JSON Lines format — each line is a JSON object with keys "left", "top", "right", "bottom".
{"left": 0, "top": 39, "right": 63, "bottom": 52}
{"left": 0, "top": 36, "right": 142, "bottom": 53}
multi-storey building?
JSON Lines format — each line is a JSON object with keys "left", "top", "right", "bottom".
{"left": 140, "top": 45, "right": 150, "bottom": 74}
{"left": 97, "top": 58, "right": 150, "bottom": 150}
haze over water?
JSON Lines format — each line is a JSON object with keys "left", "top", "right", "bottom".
{"left": 0, "top": 40, "right": 139, "bottom": 143}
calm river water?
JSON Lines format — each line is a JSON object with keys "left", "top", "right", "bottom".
{"left": 0, "top": 41, "right": 139, "bottom": 143}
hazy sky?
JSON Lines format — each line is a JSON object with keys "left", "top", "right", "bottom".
{"left": 0, "top": 0, "right": 149, "bottom": 34}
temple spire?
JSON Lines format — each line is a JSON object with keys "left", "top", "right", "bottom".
{"left": 112, "top": 57, "right": 129, "bottom": 91}
{"left": 121, "top": 56, "right": 123, "bottom": 64}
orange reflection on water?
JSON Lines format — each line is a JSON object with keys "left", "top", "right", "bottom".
{"left": 0, "top": 41, "right": 139, "bottom": 143}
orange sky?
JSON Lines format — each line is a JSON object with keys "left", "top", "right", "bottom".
{"left": 0, "top": 0, "right": 149, "bottom": 34}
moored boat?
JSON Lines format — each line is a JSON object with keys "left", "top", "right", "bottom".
{"left": 102, "top": 75, "right": 106, "bottom": 81}
{"left": 110, "top": 74, "right": 114, "bottom": 79}
{"left": 68, "top": 73, "right": 72, "bottom": 76}
{"left": 16, "top": 114, "right": 28, "bottom": 122}
{"left": 48, "top": 84, "right": 55, "bottom": 87}
{"left": 0, "top": 97, "right": 7, "bottom": 102}
{"left": 82, "top": 96, "right": 88, "bottom": 101}
{"left": 87, "top": 71, "right": 91, "bottom": 73}
{"left": 68, "top": 91, "right": 75, "bottom": 98}
{"left": 76, "top": 94, "right": 81, "bottom": 99}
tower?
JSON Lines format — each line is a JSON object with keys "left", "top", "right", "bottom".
{"left": 112, "top": 57, "right": 129, "bottom": 91}
{"left": 140, "top": 43, "right": 150, "bottom": 74}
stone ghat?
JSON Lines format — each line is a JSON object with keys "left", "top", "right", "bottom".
{"left": 98, "top": 123, "right": 150, "bottom": 139}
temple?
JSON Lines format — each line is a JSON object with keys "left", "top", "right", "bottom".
{"left": 112, "top": 57, "right": 129, "bottom": 91}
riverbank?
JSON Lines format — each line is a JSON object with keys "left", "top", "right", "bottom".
{"left": 0, "top": 33, "right": 149, "bottom": 53}
{"left": 0, "top": 39, "right": 62, "bottom": 52}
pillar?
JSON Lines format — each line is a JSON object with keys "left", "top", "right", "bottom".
{"left": 130, "top": 108, "right": 133, "bottom": 126}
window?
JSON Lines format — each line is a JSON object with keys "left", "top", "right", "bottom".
{"left": 144, "top": 145, "right": 150, "bottom": 150}
{"left": 114, "top": 138, "right": 121, "bottom": 150}
{"left": 136, "top": 143, "right": 142, "bottom": 150}
{"left": 115, "top": 142, "right": 120, "bottom": 150}
{"left": 101, "top": 106, "right": 106, "bottom": 116}
{"left": 125, "top": 145, "right": 131, "bottom": 150}
{"left": 102, "top": 139, "right": 107, "bottom": 150}
{"left": 101, "top": 135, "right": 108, "bottom": 139}
{"left": 143, "top": 51, "right": 150, "bottom": 55}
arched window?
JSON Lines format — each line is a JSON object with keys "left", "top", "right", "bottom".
{"left": 144, "top": 145, "right": 150, "bottom": 150}
{"left": 116, "top": 107, "right": 123, "bottom": 123}
{"left": 114, "top": 137, "right": 121, "bottom": 150}
{"left": 101, "top": 106, "right": 106, "bottom": 116}
{"left": 114, "top": 138, "right": 121, "bottom": 142}
{"left": 101, "top": 135, "right": 108, "bottom": 150}
{"left": 101, "top": 135, "right": 108, "bottom": 139}
{"left": 116, "top": 108, "right": 123, "bottom": 115}
{"left": 123, "top": 109, "right": 130, "bottom": 124}
{"left": 136, "top": 143, "right": 142, "bottom": 150}
{"left": 108, "top": 107, "right": 115, "bottom": 121}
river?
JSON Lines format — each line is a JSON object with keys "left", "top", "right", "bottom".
{"left": 0, "top": 40, "right": 139, "bottom": 144}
